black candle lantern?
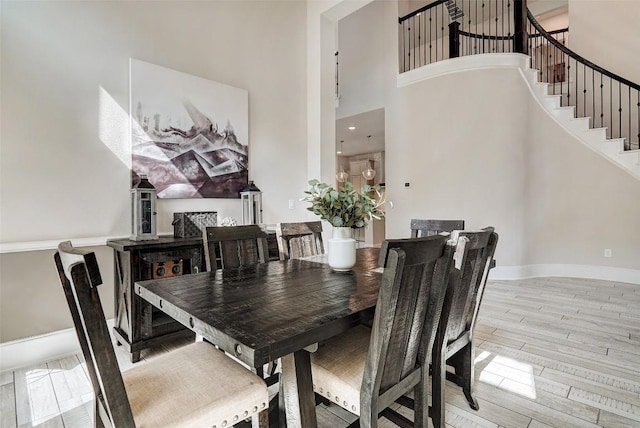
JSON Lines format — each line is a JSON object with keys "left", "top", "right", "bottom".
{"left": 130, "top": 175, "right": 158, "bottom": 241}
{"left": 240, "top": 181, "right": 263, "bottom": 225}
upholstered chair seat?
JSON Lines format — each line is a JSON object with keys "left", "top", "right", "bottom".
{"left": 123, "top": 341, "right": 268, "bottom": 428}
{"left": 310, "top": 325, "right": 370, "bottom": 415}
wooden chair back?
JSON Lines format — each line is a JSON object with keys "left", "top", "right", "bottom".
{"left": 362, "top": 235, "right": 455, "bottom": 425}
{"left": 203, "top": 225, "right": 269, "bottom": 270}
{"left": 430, "top": 227, "right": 499, "bottom": 427}
{"left": 54, "top": 241, "right": 136, "bottom": 427}
{"left": 442, "top": 227, "right": 498, "bottom": 343}
{"left": 275, "top": 221, "right": 324, "bottom": 260}
{"left": 410, "top": 219, "right": 465, "bottom": 238}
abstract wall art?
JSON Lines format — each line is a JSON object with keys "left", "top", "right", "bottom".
{"left": 130, "top": 59, "right": 248, "bottom": 198}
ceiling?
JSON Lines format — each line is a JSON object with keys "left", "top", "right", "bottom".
{"left": 335, "top": 108, "right": 385, "bottom": 157}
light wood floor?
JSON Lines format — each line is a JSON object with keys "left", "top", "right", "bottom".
{"left": 1, "top": 277, "right": 639, "bottom": 428}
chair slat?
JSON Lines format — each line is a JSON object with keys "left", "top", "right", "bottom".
{"left": 275, "top": 221, "right": 324, "bottom": 260}
{"left": 204, "top": 225, "right": 269, "bottom": 270}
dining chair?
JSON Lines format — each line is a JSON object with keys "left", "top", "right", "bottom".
{"left": 54, "top": 241, "right": 268, "bottom": 428}
{"left": 390, "top": 228, "right": 498, "bottom": 427}
{"left": 409, "top": 219, "right": 465, "bottom": 238}
{"left": 203, "top": 225, "right": 269, "bottom": 270}
{"left": 275, "top": 221, "right": 324, "bottom": 260}
{"left": 430, "top": 227, "right": 498, "bottom": 427}
{"left": 310, "top": 234, "right": 456, "bottom": 428}
{"left": 203, "top": 225, "right": 279, "bottom": 383}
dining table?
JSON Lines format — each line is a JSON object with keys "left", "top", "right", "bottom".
{"left": 135, "top": 247, "right": 382, "bottom": 428}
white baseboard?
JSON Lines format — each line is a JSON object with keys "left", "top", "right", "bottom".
{"left": 0, "top": 319, "right": 114, "bottom": 374}
{"left": 2, "top": 263, "right": 639, "bottom": 373}
{"left": 490, "top": 264, "right": 640, "bottom": 285}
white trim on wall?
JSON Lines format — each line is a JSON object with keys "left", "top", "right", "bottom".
{"left": 0, "top": 236, "right": 130, "bottom": 254}
{"left": 2, "top": 264, "right": 637, "bottom": 373}
{"left": 0, "top": 320, "right": 114, "bottom": 374}
{"left": 490, "top": 264, "right": 640, "bottom": 285}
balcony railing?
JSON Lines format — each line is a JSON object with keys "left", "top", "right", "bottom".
{"left": 398, "top": 0, "right": 639, "bottom": 151}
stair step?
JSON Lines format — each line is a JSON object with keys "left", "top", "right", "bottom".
{"left": 583, "top": 127, "right": 608, "bottom": 145}
{"left": 553, "top": 106, "right": 576, "bottom": 121}
{"left": 541, "top": 94, "right": 561, "bottom": 110}
{"left": 566, "top": 116, "right": 591, "bottom": 133}
{"left": 619, "top": 149, "right": 640, "bottom": 166}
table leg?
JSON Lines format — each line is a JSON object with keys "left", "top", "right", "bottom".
{"left": 279, "top": 350, "right": 317, "bottom": 428}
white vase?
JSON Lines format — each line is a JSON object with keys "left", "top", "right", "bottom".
{"left": 327, "top": 227, "right": 357, "bottom": 271}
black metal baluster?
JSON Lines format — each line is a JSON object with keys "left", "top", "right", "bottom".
{"left": 560, "top": 51, "right": 564, "bottom": 106}
{"left": 619, "top": 82, "right": 622, "bottom": 142}
{"left": 482, "top": 1, "right": 485, "bottom": 53}
{"left": 418, "top": 13, "right": 422, "bottom": 67}
{"left": 442, "top": 5, "right": 445, "bottom": 60}
{"left": 583, "top": 65, "right": 586, "bottom": 118}
{"left": 600, "top": 73, "right": 604, "bottom": 129}
{"left": 629, "top": 86, "right": 632, "bottom": 149}
{"left": 567, "top": 59, "right": 571, "bottom": 108}
{"left": 402, "top": 20, "right": 406, "bottom": 72}
{"left": 592, "top": 68, "right": 595, "bottom": 125}
{"left": 508, "top": 1, "right": 511, "bottom": 52}
{"left": 637, "top": 89, "right": 640, "bottom": 147}
{"left": 430, "top": 9, "right": 433, "bottom": 63}
{"left": 502, "top": 0, "right": 505, "bottom": 52}
{"left": 435, "top": 8, "right": 438, "bottom": 60}
{"left": 495, "top": 0, "right": 498, "bottom": 52}
{"left": 413, "top": 16, "right": 416, "bottom": 70}
{"left": 469, "top": 0, "right": 472, "bottom": 55}
{"left": 424, "top": 12, "right": 427, "bottom": 64}
{"left": 609, "top": 77, "right": 613, "bottom": 138}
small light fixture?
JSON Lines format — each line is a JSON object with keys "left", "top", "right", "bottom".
{"left": 336, "top": 167, "right": 349, "bottom": 183}
{"left": 336, "top": 140, "right": 349, "bottom": 182}
{"left": 337, "top": 140, "right": 344, "bottom": 155}
{"left": 362, "top": 135, "right": 376, "bottom": 181}
{"left": 348, "top": 126, "right": 356, "bottom": 130}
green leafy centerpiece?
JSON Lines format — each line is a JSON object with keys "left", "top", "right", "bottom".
{"left": 301, "top": 179, "right": 386, "bottom": 228}
{"left": 302, "top": 179, "right": 386, "bottom": 271}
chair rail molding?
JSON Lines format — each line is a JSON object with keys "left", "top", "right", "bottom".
{"left": 1, "top": 236, "right": 127, "bottom": 253}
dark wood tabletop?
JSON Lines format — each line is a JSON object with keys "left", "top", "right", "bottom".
{"left": 135, "top": 247, "right": 381, "bottom": 428}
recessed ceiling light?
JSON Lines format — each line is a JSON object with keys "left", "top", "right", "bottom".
{"left": 348, "top": 126, "right": 356, "bottom": 130}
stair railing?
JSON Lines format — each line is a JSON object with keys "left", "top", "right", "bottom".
{"left": 527, "top": 12, "right": 639, "bottom": 150}
{"left": 399, "top": 0, "right": 517, "bottom": 72}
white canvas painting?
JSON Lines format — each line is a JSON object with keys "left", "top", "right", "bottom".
{"left": 130, "top": 59, "right": 248, "bottom": 198}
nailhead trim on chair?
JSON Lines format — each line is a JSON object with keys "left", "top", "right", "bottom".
{"left": 211, "top": 402, "right": 265, "bottom": 428}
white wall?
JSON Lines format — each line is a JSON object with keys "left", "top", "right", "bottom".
{"left": 568, "top": 0, "right": 640, "bottom": 84}
{"left": 1, "top": 1, "right": 308, "bottom": 342}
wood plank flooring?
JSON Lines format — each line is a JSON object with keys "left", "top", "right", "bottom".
{"left": 0, "top": 276, "right": 638, "bottom": 427}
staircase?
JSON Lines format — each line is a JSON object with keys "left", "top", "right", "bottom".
{"left": 521, "top": 67, "right": 640, "bottom": 180}
{"left": 398, "top": 0, "right": 640, "bottom": 181}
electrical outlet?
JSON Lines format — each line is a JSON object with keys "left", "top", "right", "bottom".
{"left": 288, "top": 199, "right": 295, "bottom": 210}
{"left": 404, "top": 182, "right": 411, "bottom": 188}
{"left": 604, "top": 249, "right": 612, "bottom": 258}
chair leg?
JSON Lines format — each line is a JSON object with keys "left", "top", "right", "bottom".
{"left": 252, "top": 408, "right": 268, "bottom": 428}
{"left": 413, "top": 369, "right": 429, "bottom": 428}
{"left": 459, "top": 342, "right": 479, "bottom": 410}
{"left": 431, "top": 344, "right": 447, "bottom": 428}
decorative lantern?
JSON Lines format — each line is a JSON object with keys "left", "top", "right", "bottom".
{"left": 130, "top": 175, "right": 158, "bottom": 241}
{"left": 240, "top": 181, "right": 263, "bottom": 225}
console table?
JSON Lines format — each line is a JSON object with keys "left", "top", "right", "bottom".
{"left": 107, "top": 236, "right": 205, "bottom": 362}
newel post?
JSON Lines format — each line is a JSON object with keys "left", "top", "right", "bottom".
{"left": 514, "top": 0, "right": 529, "bottom": 55}
{"left": 449, "top": 21, "right": 460, "bottom": 59}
